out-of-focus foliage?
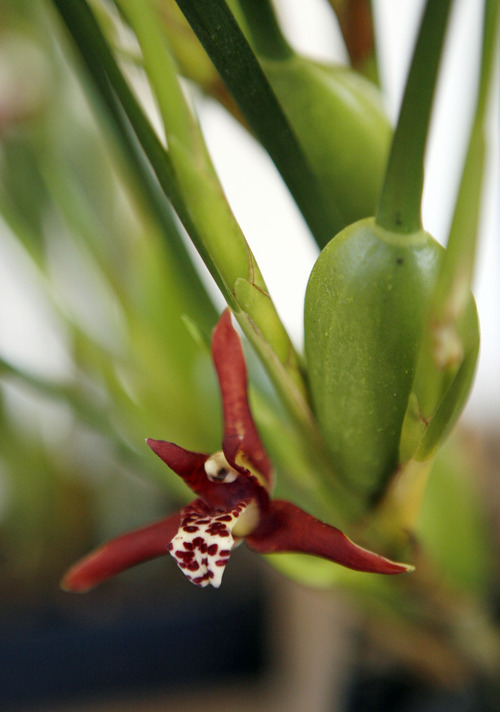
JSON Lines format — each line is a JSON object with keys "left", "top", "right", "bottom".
{"left": 0, "top": 0, "right": 222, "bottom": 591}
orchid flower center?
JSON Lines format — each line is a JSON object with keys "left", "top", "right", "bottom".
{"left": 204, "top": 451, "right": 239, "bottom": 483}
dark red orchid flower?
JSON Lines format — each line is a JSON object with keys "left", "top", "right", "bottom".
{"left": 62, "top": 310, "right": 412, "bottom": 592}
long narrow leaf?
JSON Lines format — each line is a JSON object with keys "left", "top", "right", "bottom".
{"left": 376, "top": 0, "right": 453, "bottom": 233}
{"left": 51, "top": 0, "right": 324, "bottom": 453}
{"left": 175, "top": 0, "right": 336, "bottom": 247}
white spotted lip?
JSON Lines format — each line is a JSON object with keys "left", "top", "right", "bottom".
{"left": 167, "top": 500, "right": 250, "bottom": 588}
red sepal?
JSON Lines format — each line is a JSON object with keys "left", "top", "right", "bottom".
{"left": 246, "top": 500, "right": 413, "bottom": 575}
{"left": 61, "top": 512, "right": 182, "bottom": 592}
{"left": 146, "top": 439, "right": 208, "bottom": 493}
{"left": 211, "top": 310, "right": 273, "bottom": 487}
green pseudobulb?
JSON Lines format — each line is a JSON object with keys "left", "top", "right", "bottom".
{"left": 304, "top": 218, "right": 479, "bottom": 505}
{"left": 262, "top": 56, "right": 391, "bottom": 241}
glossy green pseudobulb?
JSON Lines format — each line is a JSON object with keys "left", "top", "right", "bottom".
{"left": 261, "top": 56, "right": 391, "bottom": 241}
{"left": 304, "top": 218, "right": 478, "bottom": 505}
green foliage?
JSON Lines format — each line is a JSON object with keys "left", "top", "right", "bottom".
{"left": 417, "top": 435, "right": 495, "bottom": 596}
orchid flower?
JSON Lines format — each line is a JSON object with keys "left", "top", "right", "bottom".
{"left": 62, "top": 310, "right": 412, "bottom": 591}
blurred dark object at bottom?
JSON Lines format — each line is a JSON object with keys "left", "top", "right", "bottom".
{"left": 0, "top": 559, "right": 267, "bottom": 710}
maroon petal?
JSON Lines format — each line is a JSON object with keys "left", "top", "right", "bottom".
{"left": 211, "top": 310, "right": 273, "bottom": 486}
{"left": 146, "top": 439, "right": 209, "bottom": 493}
{"left": 147, "top": 438, "right": 258, "bottom": 510}
{"left": 61, "top": 512, "right": 182, "bottom": 592}
{"left": 246, "top": 500, "right": 413, "bottom": 575}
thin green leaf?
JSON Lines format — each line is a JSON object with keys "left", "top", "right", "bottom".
{"left": 411, "top": 0, "right": 499, "bottom": 459}
{"left": 376, "top": 0, "right": 453, "bottom": 234}
{"left": 174, "top": 0, "right": 336, "bottom": 247}
{"left": 51, "top": 0, "right": 318, "bottom": 444}
{"left": 430, "top": 0, "right": 500, "bottom": 318}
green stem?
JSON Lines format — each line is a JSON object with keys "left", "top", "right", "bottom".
{"left": 376, "top": 0, "right": 453, "bottom": 233}
{"left": 237, "top": 0, "right": 293, "bottom": 60}
{"left": 51, "top": 0, "right": 321, "bottom": 451}
{"left": 117, "top": 0, "right": 203, "bottom": 155}
{"left": 114, "top": 0, "right": 235, "bottom": 280}
{"left": 477, "top": 0, "right": 500, "bottom": 117}
{"left": 52, "top": 1, "right": 259, "bottom": 309}
{"left": 433, "top": 0, "right": 500, "bottom": 305}
{"left": 400, "top": 0, "right": 499, "bottom": 461}
{"left": 174, "top": 0, "right": 335, "bottom": 248}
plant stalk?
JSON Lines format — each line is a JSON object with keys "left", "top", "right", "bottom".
{"left": 175, "top": 0, "right": 335, "bottom": 247}
{"left": 376, "top": 0, "right": 453, "bottom": 234}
